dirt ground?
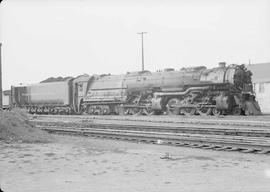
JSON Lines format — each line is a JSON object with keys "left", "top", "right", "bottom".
{"left": 1, "top": 135, "right": 270, "bottom": 192}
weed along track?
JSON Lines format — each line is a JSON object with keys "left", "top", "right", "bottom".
{"left": 31, "top": 115, "right": 270, "bottom": 154}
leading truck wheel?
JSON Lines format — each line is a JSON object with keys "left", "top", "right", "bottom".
{"left": 245, "top": 110, "right": 251, "bottom": 116}
{"left": 212, "top": 108, "right": 221, "bottom": 116}
{"left": 232, "top": 106, "right": 242, "bottom": 116}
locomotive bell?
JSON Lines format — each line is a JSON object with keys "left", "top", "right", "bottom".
{"left": 218, "top": 62, "right": 226, "bottom": 68}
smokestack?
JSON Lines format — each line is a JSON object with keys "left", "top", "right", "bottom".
{"left": 0, "top": 43, "right": 2, "bottom": 109}
{"left": 218, "top": 62, "right": 226, "bottom": 68}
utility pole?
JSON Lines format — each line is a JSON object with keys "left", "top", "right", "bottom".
{"left": 137, "top": 32, "right": 147, "bottom": 71}
{"left": 0, "top": 43, "right": 2, "bottom": 109}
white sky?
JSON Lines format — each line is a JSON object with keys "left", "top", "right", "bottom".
{"left": 0, "top": 0, "right": 270, "bottom": 90}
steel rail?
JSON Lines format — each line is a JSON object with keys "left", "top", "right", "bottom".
{"left": 33, "top": 121, "right": 270, "bottom": 137}
{"left": 30, "top": 115, "right": 270, "bottom": 154}
{"left": 31, "top": 115, "right": 270, "bottom": 128}
{"left": 39, "top": 126, "right": 270, "bottom": 143}
{"left": 39, "top": 125, "right": 270, "bottom": 154}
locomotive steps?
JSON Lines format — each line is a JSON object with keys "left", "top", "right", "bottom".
{"left": 31, "top": 115, "right": 270, "bottom": 154}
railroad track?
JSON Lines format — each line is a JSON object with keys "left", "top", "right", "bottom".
{"left": 32, "top": 114, "right": 270, "bottom": 128}
{"left": 31, "top": 115, "right": 270, "bottom": 154}
{"left": 34, "top": 121, "right": 270, "bottom": 137}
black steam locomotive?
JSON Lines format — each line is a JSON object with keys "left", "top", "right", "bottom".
{"left": 10, "top": 62, "right": 261, "bottom": 116}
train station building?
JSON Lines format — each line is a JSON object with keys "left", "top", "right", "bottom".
{"left": 247, "top": 62, "right": 270, "bottom": 114}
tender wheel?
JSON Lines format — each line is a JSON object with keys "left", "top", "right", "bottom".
{"left": 124, "top": 108, "right": 130, "bottom": 115}
{"left": 244, "top": 109, "right": 252, "bottom": 116}
{"left": 212, "top": 108, "right": 221, "bottom": 116}
{"left": 197, "top": 107, "right": 212, "bottom": 116}
{"left": 232, "top": 106, "right": 242, "bottom": 116}
{"left": 166, "top": 98, "right": 180, "bottom": 115}
{"left": 119, "top": 108, "right": 130, "bottom": 115}
{"left": 182, "top": 107, "right": 196, "bottom": 116}
{"left": 54, "top": 109, "right": 59, "bottom": 115}
{"left": 102, "top": 107, "right": 111, "bottom": 115}
{"left": 87, "top": 106, "right": 94, "bottom": 115}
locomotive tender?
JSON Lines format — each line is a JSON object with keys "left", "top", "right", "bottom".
{"left": 10, "top": 63, "right": 261, "bottom": 116}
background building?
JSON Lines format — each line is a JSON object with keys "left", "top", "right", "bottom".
{"left": 247, "top": 63, "right": 270, "bottom": 114}
{"left": 2, "top": 90, "right": 11, "bottom": 110}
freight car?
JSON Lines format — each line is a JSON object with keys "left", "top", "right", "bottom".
{"left": 10, "top": 62, "right": 261, "bottom": 116}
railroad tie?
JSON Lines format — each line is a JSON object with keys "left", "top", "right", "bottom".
{"left": 183, "top": 143, "right": 193, "bottom": 147}
{"left": 212, "top": 146, "right": 225, "bottom": 150}
{"left": 174, "top": 143, "right": 186, "bottom": 146}
{"left": 241, "top": 149, "right": 255, "bottom": 153}
{"left": 256, "top": 150, "right": 270, "bottom": 154}
{"left": 226, "top": 147, "right": 240, "bottom": 151}
{"left": 216, "top": 146, "right": 233, "bottom": 150}
{"left": 201, "top": 145, "right": 215, "bottom": 149}
{"left": 190, "top": 144, "right": 202, "bottom": 148}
